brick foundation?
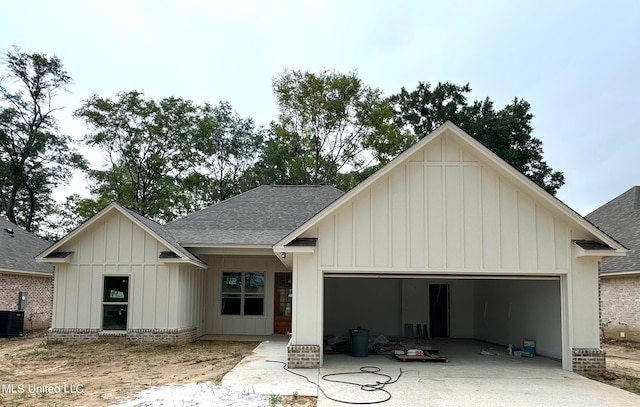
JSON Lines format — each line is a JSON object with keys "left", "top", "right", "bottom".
{"left": 47, "top": 328, "right": 100, "bottom": 343}
{"left": 127, "top": 328, "right": 197, "bottom": 345}
{"left": 0, "top": 272, "right": 53, "bottom": 330}
{"left": 572, "top": 348, "right": 606, "bottom": 373}
{"left": 288, "top": 344, "right": 321, "bottom": 368}
{"left": 47, "top": 327, "right": 197, "bottom": 345}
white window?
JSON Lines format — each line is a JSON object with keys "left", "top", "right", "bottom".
{"left": 102, "top": 276, "right": 129, "bottom": 330}
{"left": 221, "top": 272, "right": 265, "bottom": 316}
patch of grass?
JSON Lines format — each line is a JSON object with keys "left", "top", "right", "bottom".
{"left": 127, "top": 343, "right": 178, "bottom": 354}
{"left": 268, "top": 393, "right": 283, "bottom": 406}
{"left": 22, "top": 329, "right": 48, "bottom": 338}
{"left": 585, "top": 370, "right": 640, "bottom": 395}
{"left": 28, "top": 349, "right": 49, "bottom": 357}
{"left": 44, "top": 339, "right": 63, "bottom": 347}
{"left": 619, "top": 376, "right": 640, "bottom": 395}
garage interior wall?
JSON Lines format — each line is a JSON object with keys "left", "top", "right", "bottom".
{"left": 324, "top": 277, "right": 561, "bottom": 359}
{"left": 473, "top": 279, "right": 561, "bottom": 359}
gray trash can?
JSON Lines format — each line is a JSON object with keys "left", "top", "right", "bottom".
{"left": 349, "top": 328, "right": 370, "bottom": 357}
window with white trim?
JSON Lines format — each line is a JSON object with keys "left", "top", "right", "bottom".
{"left": 221, "top": 272, "right": 265, "bottom": 315}
{"left": 102, "top": 276, "right": 129, "bottom": 330}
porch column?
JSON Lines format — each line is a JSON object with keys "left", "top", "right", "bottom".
{"left": 288, "top": 251, "right": 322, "bottom": 368}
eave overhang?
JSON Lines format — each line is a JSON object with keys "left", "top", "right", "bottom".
{"left": 573, "top": 240, "right": 627, "bottom": 258}
{"left": 36, "top": 251, "right": 73, "bottom": 263}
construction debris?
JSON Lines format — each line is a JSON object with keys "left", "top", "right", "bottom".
{"left": 324, "top": 334, "right": 449, "bottom": 362}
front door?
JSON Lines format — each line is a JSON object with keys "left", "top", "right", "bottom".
{"left": 274, "top": 272, "right": 292, "bottom": 334}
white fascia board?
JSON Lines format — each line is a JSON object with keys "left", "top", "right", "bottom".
{"left": 573, "top": 244, "right": 627, "bottom": 258}
{"left": 184, "top": 243, "right": 272, "bottom": 249}
{"left": 159, "top": 258, "right": 208, "bottom": 269}
{"left": 273, "top": 245, "right": 316, "bottom": 254}
{"left": 36, "top": 257, "right": 70, "bottom": 263}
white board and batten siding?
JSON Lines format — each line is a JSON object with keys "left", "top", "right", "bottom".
{"left": 317, "top": 135, "right": 571, "bottom": 275}
{"left": 203, "top": 255, "right": 286, "bottom": 335}
{"left": 52, "top": 210, "right": 205, "bottom": 335}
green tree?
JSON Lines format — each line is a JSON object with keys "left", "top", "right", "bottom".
{"left": 74, "top": 91, "right": 200, "bottom": 221}
{"left": 0, "top": 46, "right": 86, "bottom": 233}
{"left": 186, "top": 101, "right": 263, "bottom": 205}
{"left": 258, "top": 69, "right": 411, "bottom": 187}
{"left": 390, "top": 82, "right": 564, "bottom": 194}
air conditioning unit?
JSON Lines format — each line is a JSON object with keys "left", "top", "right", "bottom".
{"left": 0, "top": 311, "right": 25, "bottom": 338}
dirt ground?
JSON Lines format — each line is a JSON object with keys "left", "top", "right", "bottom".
{"left": 3, "top": 333, "right": 639, "bottom": 406}
{"left": 591, "top": 340, "right": 640, "bottom": 395}
{"left": 0, "top": 332, "right": 315, "bottom": 407}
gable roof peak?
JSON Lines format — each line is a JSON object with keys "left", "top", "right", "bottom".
{"left": 275, "top": 122, "right": 626, "bottom": 253}
{"left": 36, "top": 201, "right": 206, "bottom": 268}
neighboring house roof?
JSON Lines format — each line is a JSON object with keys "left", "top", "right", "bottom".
{"left": 0, "top": 217, "right": 52, "bottom": 274}
{"left": 275, "top": 121, "right": 628, "bottom": 257}
{"left": 586, "top": 186, "right": 640, "bottom": 274}
{"left": 166, "top": 185, "right": 344, "bottom": 246}
{"left": 36, "top": 203, "right": 207, "bottom": 268}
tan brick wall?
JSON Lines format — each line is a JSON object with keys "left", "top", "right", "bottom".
{"left": 47, "top": 328, "right": 197, "bottom": 345}
{"left": 600, "top": 275, "right": 640, "bottom": 342}
{"left": 127, "top": 328, "right": 197, "bottom": 345}
{"left": 288, "top": 345, "right": 321, "bottom": 368}
{"left": 47, "top": 328, "right": 100, "bottom": 343}
{"left": 572, "top": 348, "right": 606, "bottom": 373}
{"left": 0, "top": 272, "right": 53, "bottom": 330}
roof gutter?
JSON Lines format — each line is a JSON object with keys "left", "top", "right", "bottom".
{"left": 0, "top": 268, "right": 53, "bottom": 276}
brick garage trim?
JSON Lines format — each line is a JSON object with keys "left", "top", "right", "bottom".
{"left": 572, "top": 348, "right": 606, "bottom": 373}
{"left": 47, "top": 328, "right": 197, "bottom": 345}
{"left": 0, "top": 272, "right": 53, "bottom": 330}
{"left": 287, "top": 344, "right": 321, "bottom": 368}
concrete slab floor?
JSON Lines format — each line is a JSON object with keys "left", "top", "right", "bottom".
{"left": 222, "top": 339, "right": 640, "bottom": 406}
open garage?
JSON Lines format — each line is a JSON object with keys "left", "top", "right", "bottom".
{"left": 278, "top": 124, "right": 625, "bottom": 371}
{"left": 324, "top": 276, "right": 561, "bottom": 360}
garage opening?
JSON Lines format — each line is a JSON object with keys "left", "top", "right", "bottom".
{"left": 323, "top": 275, "right": 562, "bottom": 361}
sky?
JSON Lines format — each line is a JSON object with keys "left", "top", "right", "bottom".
{"left": 2, "top": 0, "right": 639, "bottom": 215}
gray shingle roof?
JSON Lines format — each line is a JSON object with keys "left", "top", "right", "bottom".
{"left": 166, "top": 185, "right": 344, "bottom": 245}
{"left": 586, "top": 186, "right": 640, "bottom": 273}
{"left": 0, "top": 218, "right": 52, "bottom": 274}
{"left": 118, "top": 205, "right": 205, "bottom": 266}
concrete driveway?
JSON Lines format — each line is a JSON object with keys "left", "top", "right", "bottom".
{"left": 222, "top": 339, "right": 640, "bottom": 406}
